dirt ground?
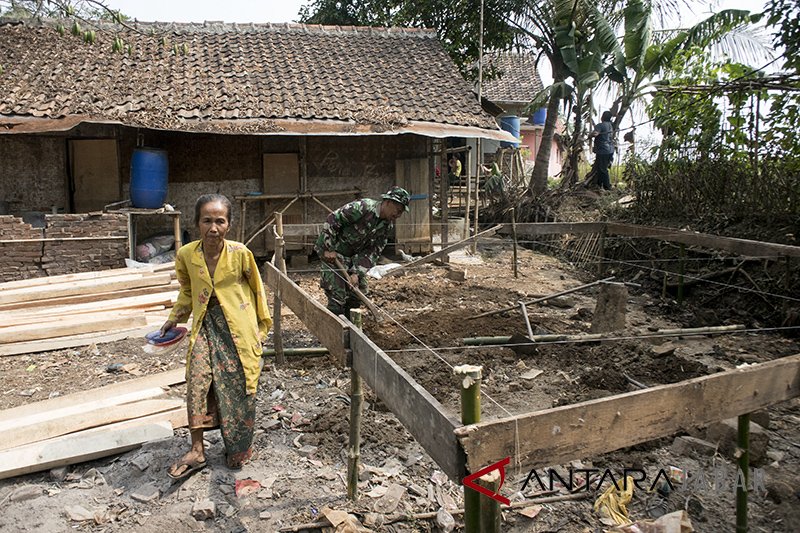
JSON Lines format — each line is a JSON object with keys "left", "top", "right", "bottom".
{"left": 1, "top": 239, "right": 799, "bottom": 532}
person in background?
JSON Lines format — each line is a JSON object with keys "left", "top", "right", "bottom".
{"left": 590, "top": 110, "right": 615, "bottom": 190}
{"left": 448, "top": 155, "right": 463, "bottom": 185}
{"left": 161, "top": 194, "right": 272, "bottom": 479}
{"left": 314, "top": 186, "right": 410, "bottom": 316}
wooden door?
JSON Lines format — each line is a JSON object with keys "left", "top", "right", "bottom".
{"left": 69, "top": 140, "right": 120, "bottom": 213}
{"left": 395, "top": 158, "right": 431, "bottom": 254}
{"left": 263, "top": 153, "right": 303, "bottom": 251}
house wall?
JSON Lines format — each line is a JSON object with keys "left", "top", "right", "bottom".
{"left": 0, "top": 126, "right": 429, "bottom": 270}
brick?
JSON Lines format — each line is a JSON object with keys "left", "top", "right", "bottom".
{"left": 191, "top": 500, "right": 216, "bottom": 521}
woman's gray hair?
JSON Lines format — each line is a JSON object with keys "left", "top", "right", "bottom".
{"left": 194, "top": 194, "right": 233, "bottom": 226}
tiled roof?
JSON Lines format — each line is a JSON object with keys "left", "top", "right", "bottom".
{"left": 0, "top": 19, "right": 499, "bottom": 133}
{"left": 481, "top": 53, "right": 543, "bottom": 106}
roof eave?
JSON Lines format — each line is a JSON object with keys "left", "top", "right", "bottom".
{"left": 0, "top": 115, "right": 517, "bottom": 142}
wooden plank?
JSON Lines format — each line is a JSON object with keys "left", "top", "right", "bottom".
{"left": 0, "top": 273, "right": 172, "bottom": 305}
{"left": 455, "top": 354, "right": 800, "bottom": 473}
{"left": 384, "top": 225, "right": 501, "bottom": 277}
{"left": 1, "top": 398, "right": 185, "bottom": 451}
{"left": 499, "top": 222, "right": 608, "bottom": 237}
{"left": 606, "top": 222, "right": 800, "bottom": 258}
{"left": 350, "top": 326, "right": 464, "bottom": 482}
{"left": 0, "top": 368, "right": 185, "bottom": 422}
{"left": 0, "top": 323, "right": 156, "bottom": 357}
{"left": 0, "top": 419, "right": 175, "bottom": 480}
{"left": 263, "top": 262, "right": 350, "bottom": 366}
{"left": 0, "top": 266, "right": 155, "bottom": 290}
{"left": 0, "top": 281, "right": 180, "bottom": 311}
{"left": 0, "top": 291, "right": 177, "bottom": 325}
{"left": 0, "top": 314, "right": 147, "bottom": 343}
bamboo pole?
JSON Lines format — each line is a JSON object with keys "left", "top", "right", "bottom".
{"left": 511, "top": 207, "right": 518, "bottom": 278}
{"left": 347, "top": 309, "right": 364, "bottom": 501}
{"left": 440, "top": 142, "right": 449, "bottom": 253}
{"left": 470, "top": 277, "right": 615, "bottom": 319}
{"left": 598, "top": 228, "right": 607, "bottom": 275}
{"left": 736, "top": 413, "right": 750, "bottom": 533}
{"left": 277, "top": 492, "right": 590, "bottom": 531}
{"left": 262, "top": 347, "right": 328, "bottom": 357}
{"left": 473, "top": 139, "right": 481, "bottom": 254}
{"left": 478, "top": 470, "right": 501, "bottom": 532}
{"left": 465, "top": 146, "right": 472, "bottom": 241}
{"left": 462, "top": 324, "right": 747, "bottom": 346}
{"left": 455, "top": 364, "right": 483, "bottom": 533}
{"left": 272, "top": 212, "right": 287, "bottom": 365}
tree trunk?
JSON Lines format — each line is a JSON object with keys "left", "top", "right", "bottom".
{"left": 529, "top": 89, "right": 560, "bottom": 194}
{"left": 563, "top": 94, "right": 584, "bottom": 187}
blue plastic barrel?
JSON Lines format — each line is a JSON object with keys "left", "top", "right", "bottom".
{"left": 532, "top": 107, "right": 547, "bottom": 125}
{"left": 499, "top": 116, "right": 521, "bottom": 148}
{"left": 130, "top": 148, "right": 168, "bottom": 209}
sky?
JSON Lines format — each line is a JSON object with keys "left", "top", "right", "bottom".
{"left": 103, "top": 0, "right": 312, "bottom": 24}
{"left": 102, "top": 0, "right": 764, "bottom": 26}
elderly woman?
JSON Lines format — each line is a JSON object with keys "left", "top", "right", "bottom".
{"left": 161, "top": 194, "right": 271, "bottom": 479}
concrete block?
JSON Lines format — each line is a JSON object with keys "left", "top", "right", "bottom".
{"left": 191, "top": 500, "right": 216, "bottom": 521}
{"left": 446, "top": 269, "right": 466, "bottom": 282}
{"left": 704, "top": 418, "right": 769, "bottom": 465}
{"left": 671, "top": 435, "right": 717, "bottom": 457}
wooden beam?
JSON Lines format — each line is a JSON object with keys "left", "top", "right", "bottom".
{"left": 0, "top": 266, "right": 156, "bottom": 290}
{"left": 455, "top": 354, "right": 800, "bottom": 473}
{"left": 0, "top": 273, "right": 172, "bottom": 306}
{"left": 1, "top": 398, "right": 185, "bottom": 451}
{"left": 383, "top": 225, "right": 501, "bottom": 277}
{"left": 0, "top": 322, "right": 156, "bottom": 357}
{"left": 0, "top": 292, "right": 176, "bottom": 326}
{"left": 606, "top": 223, "right": 800, "bottom": 258}
{"left": 262, "top": 262, "right": 350, "bottom": 366}
{"left": 350, "top": 326, "right": 464, "bottom": 482}
{"left": 0, "top": 314, "right": 147, "bottom": 343}
{"left": 0, "top": 281, "right": 180, "bottom": 312}
{"left": 0, "top": 368, "right": 185, "bottom": 423}
{"left": 499, "top": 222, "right": 608, "bottom": 237}
{"left": 0, "top": 415, "right": 181, "bottom": 480}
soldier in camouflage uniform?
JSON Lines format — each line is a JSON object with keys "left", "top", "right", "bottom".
{"left": 314, "top": 186, "right": 410, "bottom": 316}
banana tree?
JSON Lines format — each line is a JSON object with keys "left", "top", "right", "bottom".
{"left": 607, "top": 0, "right": 763, "bottom": 131}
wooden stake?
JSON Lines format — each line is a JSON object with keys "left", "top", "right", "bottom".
{"left": 598, "top": 227, "right": 607, "bottom": 275}
{"left": 511, "top": 207, "right": 518, "bottom": 278}
{"left": 455, "top": 364, "right": 483, "bottom": 533}
{"left": 273, "top": 212, "right": 287, "bottom": 365}
{"left": 736, "top": 413, "right": 750, "bottom": 533}
{"left": 440, "top": 142, "right": 449, "bottom": 252}
{"left": 347, "top": 309, "right": 364, "bottom": 501}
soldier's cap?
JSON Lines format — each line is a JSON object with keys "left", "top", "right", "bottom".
{"left": 381, "top": 186, "right": 410, "bottom": 212}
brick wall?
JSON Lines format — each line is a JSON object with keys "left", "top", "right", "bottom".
{"left": 0, "top": 216, "right": 44, "bottom": 281}
{"left": 0, "top": 213, "right": 128, "bottom": 281}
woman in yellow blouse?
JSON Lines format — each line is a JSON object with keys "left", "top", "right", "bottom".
{"left": 160, "top": 194, "right": 272, "bottom": 479}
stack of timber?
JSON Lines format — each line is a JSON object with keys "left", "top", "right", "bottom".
{"left": 0, "top": 264, "right": 179, "bottom": 356}
{"left": 0, "top": 368, "right": 187, "bottom": 479}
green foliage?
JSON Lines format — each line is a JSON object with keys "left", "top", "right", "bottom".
{"left": 765, "top": 0, "right": 800, "bottom": 73}
{"left": 298, "top": 0, "right": 522, "bottom": 79}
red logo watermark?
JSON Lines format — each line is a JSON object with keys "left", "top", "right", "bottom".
{"left": 462, "top": 457, "right": 511, "bottom": 505}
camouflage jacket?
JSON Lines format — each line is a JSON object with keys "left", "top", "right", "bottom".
{"left": 314, "top": 198, "right": 392, "bottom": 275}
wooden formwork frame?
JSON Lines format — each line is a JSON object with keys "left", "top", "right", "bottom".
{"left": 262, "top": 222, "right": 800, "bottom": 486}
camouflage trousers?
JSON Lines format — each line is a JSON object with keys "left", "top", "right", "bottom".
{"left": 320, "top": 262, "right": 368, "bottom": 317}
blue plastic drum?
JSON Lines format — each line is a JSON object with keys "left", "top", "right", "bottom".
{"left": 130, "top": 148, "right": 168, "bottom": 209}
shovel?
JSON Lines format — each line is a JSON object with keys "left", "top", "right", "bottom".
{"left": 332, "top": 257, "right": 383, "bottom": 322}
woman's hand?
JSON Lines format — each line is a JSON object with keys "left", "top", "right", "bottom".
{"left": 160, "top": 320, "right": 176, "bottom": 337}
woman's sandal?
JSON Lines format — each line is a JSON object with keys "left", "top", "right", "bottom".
{"left": 167, "top": 457, "right": 207, "bottom": 480}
